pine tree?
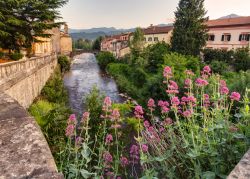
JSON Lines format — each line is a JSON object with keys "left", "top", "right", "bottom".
{"left": 171, "top": 0, "right": 208, "bottom": 56}
{"left": 0, "top": 0, "right": 68, "bottom": 52}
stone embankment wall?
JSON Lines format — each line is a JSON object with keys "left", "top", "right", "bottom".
{"left": 0, "top": 54, "right": 63, "bottom": 178}
{"left": 0, "top": 53, "right": 57, "bottom": 108}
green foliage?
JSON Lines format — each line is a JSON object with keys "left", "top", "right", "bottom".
{"left": 209, "top": 60, "right": 231, "bottom": 75}
{"left": 163, "top": 52, "right": 200, "bottom": 81}
{"left": 96, "top": 51, "right": 116, "bottom": 70}
{"left": 0, "top": 0, "right": 68, "bottom": 51}
{"left": 144, "top": 42, "right": 170, "bottom": 73}
{"left": 58, "top": 55, "right": 71, "bottom": 73}
{"left": 130, "top": 27, "right": 145, "bottom": 64}
{"left": 92, "top": 36, "right": 104, "bottom": 51}
{"left": 10, "top": 52, "right": 23, "bottom": 60}
{"left": 171, "top": 0, "right": 208, "bottom": 56}
{"left": 73, "top": 38, "right": 92, "bottom": 50}
{"left": 203, "top": 48, "right": 234, "bottom": 63}
{"left": 233, "top": 48, "right": 250, "bottom": 72}
{"left": 0, "top": 51, "right": 4, "bottom": 58}
{"left": 42, "top": 67, "right": 68, "bottom": 104}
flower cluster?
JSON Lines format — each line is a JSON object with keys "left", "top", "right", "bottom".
{"left": 134, "top": 105, "right": 144, "bottom": 119}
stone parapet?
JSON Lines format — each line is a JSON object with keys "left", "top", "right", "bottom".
{"left": 0, "top": 93, "right": 63, "bottom": 179}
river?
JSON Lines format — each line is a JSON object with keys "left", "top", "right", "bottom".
{"left": 63, "top": 53, "right": 123, "bottom": 116}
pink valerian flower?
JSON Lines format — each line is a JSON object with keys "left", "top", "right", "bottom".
{"left": 105, "top": 134, "right": 113, "bottom": 144}
{"left": 201, "top": 65, "right": 211, "bottom": 78}
{"left": 163, "top": 66, "right": 172, "bottom": 78}
{"left": 166, "top": 80, "right": 179, "bottom": 94}
{"left": 103, "top": 96, "right": 112, "bottom": 111}
{"left": 184, "top": 78, "right": 192, "bottom": 88}
{"left": 159, "top": 127, "right": 165, "bottom": 133}
{"left": 147, "top": 126, "right": 160, "bottom": 142}
{"left": 65, "top": 124, "right": 75, "bottom": 137}
{"left": 143, "top": 120, "right": 150, "bottom": 128}
{"left": 220, "top": 86, "right": 229, "bottom": 95}
{"left": 185, "top": 69, "right": 195, "bottom": 76}
{"left": 164, "top": 118, "right": 173, "bottom": 125}
{"left": 230, "top": 92, "right": 241, "bottom": 101}
{"left": 182, "top": 110, "right": 193, "bottom": 118}
{"left": 75, "top": 136, "right": 82, "bottom": 146}
{"left": 106, "top": 172, "right": 114, "bottom": 178}
{"left": 171, "top": 96, "right": 180, "bottom": 107}
{"left": 103, "top": 151, "right": 113, "bottom": 165}
{"left": 147, "top": 98, "right": 156, "bottom": 110}
{"left": 203, "top": 94, "right": 210, "bottom": 107}
{"left": 141, "top": 144, "right": 148, "bottom": 153}
{"left": 120, "top": 156, "right": 129, "bottom": 167}
{"left": 195, "top": 78, "right": 209, "bottom": 87}
{"left": 158, "top": 100, "right": 170, "bottom": 113}
{"left": 220, "top": 80, "right": 227, "bottom": 87}
{"left": 110, "top": 108, "right": 120, "bottom": 121}
{"left": 68, "top": 114, "right": 77, "bottom": 125}
{"left": 134, "top": 105, "right": 144, "bottom": 119}
{"left": 110, "top": 124, "right": 122, "bottom": 129}
{"left": 81, "top": 112, "right": 90, "bottom": 123}
{"left": 130, "top": 145, "right": 139, "bottom": 163}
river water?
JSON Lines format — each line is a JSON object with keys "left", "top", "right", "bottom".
{"left": 63, "top": 53, "right": 123, "bottom": 116}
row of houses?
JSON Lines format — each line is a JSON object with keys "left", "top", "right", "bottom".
{"left": 101, "top": 16, "right": 250, "bottom": 58}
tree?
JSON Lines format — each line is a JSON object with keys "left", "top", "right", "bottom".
{"left": 171, "top": 0, "right": 208, "bottom": 56}
{"left": 129, "top": 27, "right": 145, "bottom": 64}
{"left": 0, "top": 0, "right": 68, "bottom": 52}
{"left": 92, "top": 36, "right": 104, "bottom": 51}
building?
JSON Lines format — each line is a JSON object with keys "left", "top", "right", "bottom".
{"left": 206, "top": 16, "right": 250, "bottom": 50}
{"left": 142, "top": 25, "right": 173, "bottom": 47}
{"left": 101, "top": 33, "right": 131, "bottom": 58}
{"left": 32, "top": 24, "right": 72, "bottom": 56}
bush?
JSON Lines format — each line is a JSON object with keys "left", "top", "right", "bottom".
{"left": 209, "top": 60, "right": 231, "bottom": 74}
{"left": 203, "top": 48, "right": 234, "bottom": 63}
{"left": 96, "top": 51, "right": 116, "bottom": 70}
{"left": 58, "top": 55, "right": 70, "bottom": 73}
{"left": 233, "top": 48, "right": 250, "bottom": 72}
{"left": 10, "top": 52, "right": 23, "bottom": 60}
{"left": 0, "top": 51, "right": 4, "bottom": 58}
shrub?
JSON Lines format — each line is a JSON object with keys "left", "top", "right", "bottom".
{"left": 96, "top": 51, "right": 116, "bottom": 70}
{"left": 0, "top": 51, "right": 4, "bottom": 58}
{"left": 10, "top": 52, "right": 23, "bottom": 60}
{"left": 203, "top": 48, "right": 234, "bottom": 63}
{"left": 233, "top": 48, "right": 250, "bottom": 72}
{"left": 58, "top": 55, "right": 70, "bottom": 73}
{"left": 209, "top": 60, "right": 231, "bottom": 74}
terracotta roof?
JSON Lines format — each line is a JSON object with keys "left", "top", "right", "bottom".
{"left": 207, "top": 16, "right": 250, "bottom": 28}
{"left": 143, "top": 26, "right": 173, "bottom": 35}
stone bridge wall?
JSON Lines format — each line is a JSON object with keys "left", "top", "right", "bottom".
{"left": 0, "top": 53, "right": 57, "bottom": 108}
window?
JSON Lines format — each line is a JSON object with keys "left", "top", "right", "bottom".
{"left": 148, "top": 37, "right": 152, "bottom": 41}
{"left": 154, "top": 37, "right": 159, "bottom": 42}
{"left": 221, "top": 34, "right": 231, "bottom": 42}
{"left": 208, "top": 34, "right": 215, "bottom": 41}
{"left": 239, "top": 33, "right": 250, "bottom": 41}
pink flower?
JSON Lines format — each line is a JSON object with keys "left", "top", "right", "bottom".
{"left": 147, "top": 98, "right": 155, "bottom": 110}
{"left": 141, "top": 144, "right": 148, "bottom": 153}
{"left": 111, "top": 108, "right": 120, "bottom": 121}
{"left": 171, "top": 96, "right": 180, "bottom": 107}
{"left": 203, "top": 66, "right": 211, "bottom": 74}
{"left": 81, "top": 112, "right": 90, "bottom": 123}
{"left": 185, "top": 70, "right": 195, "bottom": 76}
{"left": 164, "top": 118, "right": 173, "bottom": 125}
{"left": 163, "top": 66, "right": 172, "bottom": 78}
{"left": 75, "top": 136, "right": 82, "bottom": 146}
{"left": 65, "top": 124, "right": 75, "bottom": 137}
{"left": 143, "top": 120, "right": 150, "bottom": 128}
{"left": 203, "top": 94, "right": 210, "bottom": 107}
{"left": 103, "top": 96, "right": 112, "bottom": 111}
{"left": 220, "top": 80, "right": 227, "bottom": 87}
{"left": 134, "top": 105, "right": 144, "bottom": 119}
{"left": 220, "top": 86, "right": 229, "bottom": 95}
{"left": 183, "top": 110, "right": 193, "bottom": 118}
{"left": 120, "top": 156, "right": 129, "bottom": 167}
{"left": 230, "top": 92, "right": 241, "bottom": 101}
{"left": 195, "top": 78, "right": 209, "bottom": 87}
{"left": 161, "top": 106, "right": 170, "bottom": 113}
{"left": 184, "top": 78, "right": 192, "bottom": 88}
{"left": 166, "top": 80, "right": 179, "bottom": 94}
{"left": 103, "top": 151, "right": 113, "bottom": 163}
{"left": 158, "top": 100, "right": 169, "bottom": 107}
{"left": 130, "top": 145, "right": 139, "bottom": 163}
{"left": 105, "top": 134, "right": 113, "bottom": 144}
{"left": 68, "top": 114, "right": 77, "bottom": 125}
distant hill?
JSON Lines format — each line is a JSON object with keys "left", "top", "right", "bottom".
{"left": 218, "top": 14, "right": 241, "bottom": 19}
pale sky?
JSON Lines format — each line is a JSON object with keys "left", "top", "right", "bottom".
{"left": 60, "top": 0, "right": 250, "bottom": 29}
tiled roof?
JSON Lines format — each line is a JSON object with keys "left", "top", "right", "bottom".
{"left": 143, "top": 26, "right": 173, "bottom": 35}
{"left": 207, "top": 16, "right": 250, "bottom": 27}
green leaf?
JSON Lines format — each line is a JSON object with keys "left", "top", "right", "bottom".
{"left": 80, "top": 169, "right": 96, "bottom": 178}
{"left": 202, "top": 171, "right": 216, "bottom": 179}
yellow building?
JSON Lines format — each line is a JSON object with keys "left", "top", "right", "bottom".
{"left": 143, "top": 25, "right": 173, "bottom": 47}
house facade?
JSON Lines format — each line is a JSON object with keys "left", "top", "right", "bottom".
{"left": 206, "top": 16, "right": 250, "bottom": 50}
{"left": 143, "top": 25, "right": 173, "bottom": 47}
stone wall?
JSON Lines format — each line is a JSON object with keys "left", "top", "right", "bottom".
{"left": 0, "top": 53, "right": 57, "bottom": 108}
{"left": 0, "top": 93, "right": 63, "bottom": 179}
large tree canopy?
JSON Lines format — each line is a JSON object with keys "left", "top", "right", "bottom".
{"left": 171, "top": 0, "right": 208, "bottom": 56}
{"left": 0, "top": 0, "right": 68, "bottom": 51}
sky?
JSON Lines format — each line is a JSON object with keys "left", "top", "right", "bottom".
{"left": 60, "top": 0, "right": 250, "bottom": 29}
